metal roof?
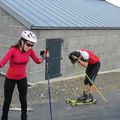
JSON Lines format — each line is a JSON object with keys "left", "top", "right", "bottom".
{"left": 0, "top": 0, "right": 120, "bottom": 29}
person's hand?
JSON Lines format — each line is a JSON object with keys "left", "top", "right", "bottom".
{"left": 40, "top": 50, "right": 49, "bottom": 59}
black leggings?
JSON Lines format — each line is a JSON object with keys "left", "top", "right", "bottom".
{"left": 1, "top": 78, "right": 27, "bottom": 120}
{"left": 84, "top": 62, "right": 100, "bottom": 86}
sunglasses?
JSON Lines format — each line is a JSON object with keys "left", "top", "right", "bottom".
{"left": 25, "top": 42, "right": 34, "bottom": 47}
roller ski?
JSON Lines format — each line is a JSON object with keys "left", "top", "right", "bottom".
{"left": 66, "top": 98, "right": 97, "bottom": 107}
{"left": 66, "top": 92, "right": 97, "bottom": 107}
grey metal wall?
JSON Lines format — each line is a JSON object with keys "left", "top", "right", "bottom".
{"left": 0, "top": 8, "right": 120, "bottom": 83}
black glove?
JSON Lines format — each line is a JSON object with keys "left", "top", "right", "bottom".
{"left": 40, "top": 50, "right": 49, "bottom": 58}
{"left": 40, "top": 50, "right": 45, "bottom": 56}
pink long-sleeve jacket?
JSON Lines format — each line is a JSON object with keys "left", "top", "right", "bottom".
{"left": 0, "top": 47, "right": 42, "bottom": 80}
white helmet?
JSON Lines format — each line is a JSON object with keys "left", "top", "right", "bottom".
{"left": 21, "top": 30, "right": 37, "bottom": 43}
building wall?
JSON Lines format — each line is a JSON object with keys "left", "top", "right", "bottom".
{"left": 36, "top": 29, "right": 120, "bottom": 81}
{"left": 0, "top": 8, "right": 120, "bottom": 83}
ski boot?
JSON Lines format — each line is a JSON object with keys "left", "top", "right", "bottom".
{"left": 77, "top": 91, "right": 88, "bottom": 102}
{"left": 84, "top": 93, "right": 93, "bottom": 103}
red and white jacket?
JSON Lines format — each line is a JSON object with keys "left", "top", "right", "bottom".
{"left": 77, "top": 48, "right": 100, "bottom": 64}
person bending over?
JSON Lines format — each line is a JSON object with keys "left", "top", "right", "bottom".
{"left": 69, "top": 48, "right": 100, "bottom": 102}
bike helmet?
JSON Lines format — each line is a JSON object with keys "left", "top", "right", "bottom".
{"left": 21, "top": 30, "right": 37, "bottom": 43}
{"left": 68, "top": 51, "right": 80, "bottom": 64}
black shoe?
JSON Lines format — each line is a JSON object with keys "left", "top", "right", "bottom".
{"left": 77, "top": 91, "right": 88, "bottom": 102}
{"left": 84, "top": 94, "right": 93, "bottom": 103}
{"left": 77, "top": 94, "right": 88, "bottom": 102}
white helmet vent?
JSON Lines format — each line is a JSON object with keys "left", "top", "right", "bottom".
{"left": 21, "top": 31, "right": 37, "bottom": 43}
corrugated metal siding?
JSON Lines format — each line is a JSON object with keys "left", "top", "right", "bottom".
{"left": 0, "top": 0, "right": 120, "bottom": 29}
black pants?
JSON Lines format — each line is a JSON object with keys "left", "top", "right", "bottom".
{"left": 84, "top": 62, "right": 100, "bottom": 86}
{"left": 1, "top": 78, "right": 27, "bottom": 120}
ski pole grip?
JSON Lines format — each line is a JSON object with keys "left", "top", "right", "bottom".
{"left": 40, "top": 50, "right": 49, "bottom": 58}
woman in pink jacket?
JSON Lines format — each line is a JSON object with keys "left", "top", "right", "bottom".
{"left": 0, "top": 31, "right": 46, "bottom": 120}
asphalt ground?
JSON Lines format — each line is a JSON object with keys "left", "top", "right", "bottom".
{"left": 0, "top": 89, "right": 120, "bottom": 120}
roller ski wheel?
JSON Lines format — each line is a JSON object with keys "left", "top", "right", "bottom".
{"left": 91, "top": 99, "right": 97, "bottom": 104}
{"left": 66, "top": 99, "right": 71, "bottom": 104}
{"left": 66, "top": 98, "right": 76, "bottom": 104}
{"left": 71, "top": 102, "right": 76, "bottom": 107}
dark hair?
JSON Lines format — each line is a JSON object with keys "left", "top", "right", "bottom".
{"left": 10, "top": 38, "right": 26, "bottom": 49}
{"left": 68, "top": 51, "right": 80, "bottom": 64}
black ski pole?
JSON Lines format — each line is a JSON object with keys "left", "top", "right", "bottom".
{"left": 46, "top": 58, "right": 53, "bottom": 120}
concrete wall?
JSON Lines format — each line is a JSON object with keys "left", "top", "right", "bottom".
{"left": 0, "top": 8, "right": 120, "bottom": 83}
{"left": 36, "top": 29, "right": 120, "bottom": 81}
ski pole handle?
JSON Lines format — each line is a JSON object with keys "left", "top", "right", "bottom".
{"left": 40, "top": 50, "right": 50, "bottom": 59}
